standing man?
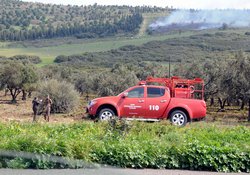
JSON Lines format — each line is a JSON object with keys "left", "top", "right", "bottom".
{"left": 32, "top": 97, "right": 41, "bottom": 122}
{"left": 44, "top": 95, "right": 52, "bottom": 122}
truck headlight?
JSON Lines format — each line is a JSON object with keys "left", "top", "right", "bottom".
{"left": 88, "top": 100, "right": 97, "bottom": 107}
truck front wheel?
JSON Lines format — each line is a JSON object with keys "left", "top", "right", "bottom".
{"left": 170, "top": 110, "right": 188, "bottom": 126}
{"left": 98, "top": 108, "right": 115, "bottom": 121}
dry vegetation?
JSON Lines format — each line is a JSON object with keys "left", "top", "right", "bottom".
{"left": 0, "top": 91, "right": 87, "bottom": 123}
{"left": 0, "top": 90, "right": 249, "bottom": 126}
{"left": 206, "top": 107, "right": 250, "bottom": 126}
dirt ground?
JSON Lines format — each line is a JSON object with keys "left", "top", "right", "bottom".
{"left": 0, "top": 91, "right": 87, "bottom": 123}
{"left": 206, "top": 106, "right": 250, "bottom": 126}
{"left": 0, "top": 90, "right": 249, "bottom": 125}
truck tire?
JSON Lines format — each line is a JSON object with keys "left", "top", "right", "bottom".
{"left": 98, "top": 108, "right": 115, "bottom": 121}
{"left": 170, "top": 110, "right": 188, "bottom": 126}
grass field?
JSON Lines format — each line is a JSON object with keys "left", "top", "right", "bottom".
{"left": 1, "top": 28, "right": 248, "bottom": 67}
{"left": 0, "top": 31, "right": 196, "bottom": 66}
{"left": 0, "top": 27, "right": 248, "bottom": 67}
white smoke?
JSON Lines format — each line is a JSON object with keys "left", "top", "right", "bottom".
{"left": 150, "top": 9, "right": 250, "bottom": 30}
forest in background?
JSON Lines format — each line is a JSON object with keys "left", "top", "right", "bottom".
{"left": 0, "top": 0, "right": 169, "bottom": 41}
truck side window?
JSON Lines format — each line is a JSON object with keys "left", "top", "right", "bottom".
{"left": 127, "top": 87, "right": 144, "bottom": 98}
{"left": 147, "top": 87, "right": 165, "bottom": 97}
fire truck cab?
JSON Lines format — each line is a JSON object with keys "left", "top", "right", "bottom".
{"left": 87, "top": 76, "right": 206, "bottom": 126}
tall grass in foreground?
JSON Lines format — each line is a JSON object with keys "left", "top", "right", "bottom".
{"left": 0, "top": 121, "right": 249, "bottom": 172}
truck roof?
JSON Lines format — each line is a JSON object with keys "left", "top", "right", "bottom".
{"left": 138, "top": 76, "right": 204, "bottom": 100}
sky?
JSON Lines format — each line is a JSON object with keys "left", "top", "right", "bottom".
{"left": 22, "top": 0, "right": 250, "bottom": 9}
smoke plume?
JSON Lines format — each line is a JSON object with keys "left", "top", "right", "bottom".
{"left": 150, "top": 9, "right": 250, "bottom": 31}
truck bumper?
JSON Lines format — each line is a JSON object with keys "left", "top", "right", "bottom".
{"left": 85, "top": 106, "right": 96, "bottom": 119}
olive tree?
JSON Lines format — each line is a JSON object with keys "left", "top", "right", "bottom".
{"left": 74, "top": 73, "right": 93, "bottom": 95}
{"left": 73, "top": 73, "right": 95, "bottom": 101}
{"left": 96, "top": 65, "right": 139, "bottom": 96}
{"left": 21, "top": 65, "right": 39, "bottom": 100}
{"left": 0, "top": 61, "right": 38, "bottom": 103}
{"left": 36, "top": 79, "right": 80, "bottom": 113}
{"left": 39, "top": 65, "right": 73, "bottom": 83}
{"left": 172, "top": 59, "right": 221, "bottom": 104}
{"left": 133, "top": 62, "right": 168, "bottom": 80}
{"left": 220, "top": 52, "right": 250, "bottom": 110}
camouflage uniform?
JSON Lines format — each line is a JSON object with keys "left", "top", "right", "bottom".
{"left": 32, "top": 97, "right": 40, "bottom": 122}
{"left": 44, "top": 96, "right": 52, "bottom": 122}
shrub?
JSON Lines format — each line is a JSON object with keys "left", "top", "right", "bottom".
{"left": 9, "top": 55, "right": 42, "bottom": 64}
{"left": 75, "top": 32, "right": 97, "bottom": 39}
{"left": 54, "top": 55, "right": 69, "bottom": 63}
{"left": 36, "top": 79, "right": 80, "bottom": 113}
{"left": 0, "top": 122, "right": 249, "bottom": 172}
{"left": 245, "top": 32, "right": 250, "bottom": 35}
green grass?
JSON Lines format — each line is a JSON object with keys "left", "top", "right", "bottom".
{"left": 0, "top": 121, "right": 249, "bottom": 171}
{"left": 0, "top": 42, "right": 10, "bottom": 48}
{"left": 37, "top": 56, "right": 55, "bottom": 67}
{"left": 0, "top": 31, "right": 196, "bottom": 66}
{"left": 1, "top": 28, "right": 248, "bottom": 67}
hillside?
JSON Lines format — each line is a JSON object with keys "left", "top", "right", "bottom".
{"left": 0, "top": 0, "right": 169, "bottom": 41}
{"left": 54, "top": 29, "right": 250, "bottom": 68}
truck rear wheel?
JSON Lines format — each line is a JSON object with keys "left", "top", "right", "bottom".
{"left": 170, "top": 110, "right": 188, "bottom": 126}
{"left": 98, "top": 108, "right": 115, "bottom": 121}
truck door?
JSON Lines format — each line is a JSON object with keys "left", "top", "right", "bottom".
{"left": 119, "top": 87, "right": 146, "bottom": 117}
{"left": 145, "top": 87, "right": 170, "bottom": 118}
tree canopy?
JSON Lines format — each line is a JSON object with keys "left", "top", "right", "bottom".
{"left": 0, "top": 61, "right": 38, "bottom": 102}
{"left": 0, "top": 0, "right": 169, "bottom": 41}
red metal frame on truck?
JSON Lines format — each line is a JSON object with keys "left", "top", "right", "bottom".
{"left": 138, "top": 76, "right": 204, "bottom": 100}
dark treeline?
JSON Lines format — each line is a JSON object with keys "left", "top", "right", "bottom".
{"left": 0, "top": 0, "right": 169, "bottom": 41}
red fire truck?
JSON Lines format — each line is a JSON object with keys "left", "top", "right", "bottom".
{"left": 86, "top": 76, "right": 206, "bottom": 126}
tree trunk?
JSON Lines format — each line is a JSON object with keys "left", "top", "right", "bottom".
{"left": 236, "top": 99, "right": 240, "bottom": 106}
{"left": 22, "top": 90, "right": 27, "bottom": 101}
{"left": 85, "top": 92, "right": 89, "bottom": 101}
{"left": 9, "top": 89, "right": 20, "bottom": 103}
{"left": 240, "top": 100, "right": 245, "bottom": 110}
{"left": 210, "top": 97, "right": 214, "bottom": 106}
{"left": 248, "top": 99, "right": 250, "bottom": 122}
{"left": 218, "top": 98, "right": 222, "bottom": 108}
{"left": 223, "top": 99, "right": 227, "bottom": 108}
{"left": 218, "top": 97, "right": 227, "bottom": 111}
{"left": 226, "top": 98, "right": 231, "bottom": 106}
{"left": 28, "top": 91, "right": 32, "bottom": 98}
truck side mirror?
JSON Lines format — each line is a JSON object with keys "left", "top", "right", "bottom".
{"left": 122, "top": 92, "right": 128, "bottom": 98}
